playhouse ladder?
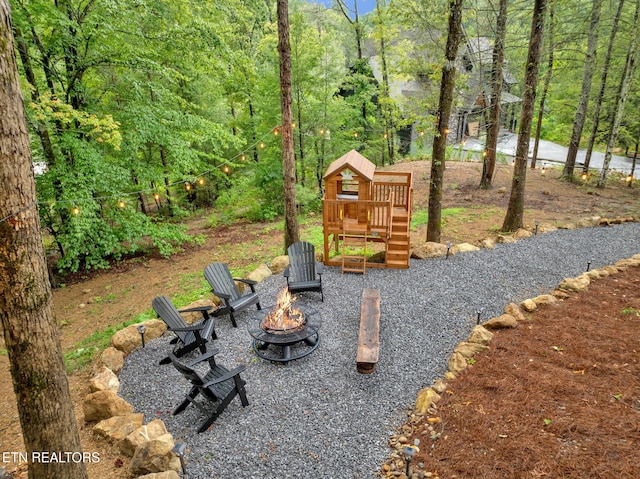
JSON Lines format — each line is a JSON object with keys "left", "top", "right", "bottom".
{"left": 341, "top": 219, "right": 368, "bottom": 274}
{"left": 385, "top": 209, "right": 410, "bottom": 269}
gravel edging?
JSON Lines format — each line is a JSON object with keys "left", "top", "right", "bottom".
{"left": 118, "top": 223, "right": 640, "bottom": 479}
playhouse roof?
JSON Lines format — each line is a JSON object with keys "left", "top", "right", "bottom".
{"left": 323, "top": 150, "right": 376, "bottom": 181}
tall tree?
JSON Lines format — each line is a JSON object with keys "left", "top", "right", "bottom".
{"left": 502, "top": 0, "right": 548, "bottom": 232}
{"left": 531, "top": 0, "right": 555, "bottom": 170}
{"left": 0, "top": 2, "right": 88, "bottom": 478}
{"left": 277, "top": 0, "right": 300, "bottom": 250}
{"left": 563, "top": 0, "right": 603, "bottom": 178}
{"left": 582, "top": 0, "right": 625, "bottom": 173}
{"left": 427, "top": 0, "right": 464, "bottom": 243}
{"left": 480, "top": 0, "right": 508, "bottom": 188}
{"left": 597, "top": 0, "right": 640, "bottom": 187}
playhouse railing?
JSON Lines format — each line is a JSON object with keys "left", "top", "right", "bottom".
{"left": 372, "top": 172, "right": 412, "bottom": 209}
{"left": 322, "top": 195, "right": 394, "bottom": 235}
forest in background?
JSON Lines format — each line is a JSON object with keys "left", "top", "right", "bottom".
{"left": 9, "top": 0, "right": 640, "bottom": 272}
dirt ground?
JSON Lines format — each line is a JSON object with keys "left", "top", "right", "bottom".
{"left": 1, "top": 160, "right": 639, "bottom": 478}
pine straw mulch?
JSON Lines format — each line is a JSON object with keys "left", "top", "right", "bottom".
{"left": 396, "top": 265, "right": 640, "bottom": 479}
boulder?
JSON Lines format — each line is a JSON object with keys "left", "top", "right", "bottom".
{"left": 246, "top": 263, "right": 272, "bottom": 284}
{"left": 447, "top": 352, "right": 468, "bottom": 375}
{"left": 111, "top": 319, "right": 166, "bottom": 354}
{"left": 269, "top": 255, "right": 290, "bottom": 275}
{"left": 99, "top": 347, "right": 125, "bottom": 374}
{"left": 93, "top": 413, "right": 144, "bottom": 443}
{"left": 558, "top": 275, "right": 590, "bottom": 293}
{"left": 577, "top": 216, "right": 601, "bottom": 228}
{"left": 89, "top": 366, "right": 120, "bottom": 393}
{"left": 410, "top": 242, "right": 449, "bottom": 259}
{"left": 615, "top": 258, "right": 640, "bottom": 270}
{"left": 120, "top": 419, "right": 169, "bottom": 457}
{"left": 496, "top": 235, "right": 517, "bottom": 244}
{"left": 479, "top": 238, "right": 496, "bottom": 249}
{"left": 130, "top": 433, "right": 181, "bottom": 475}
{"left": 504, "top": 302, "right": 526, "bottom": 321}
{"left": 513, "top": 228, "right": 532, "bottom": 239}
{"left": 601, "top": 265, "right": 619, "bottom": 275}
{"left": 559, "top": 223, "right": 577, "bottom": 230}
{"left": 531, "top": 294, "right": 557, "bottom": 307}
{"left": 83, "top": 390, "right": 134, "bottom": 422}
{"left": 483, "top": 314, "right": 518, "bottom": 330}
{"left": 431, "top": 378, "right": 448, "bottom": 395}
{"left": 454, "top": 341, "right": 488, "bottom": 358}
{"left": 467, "top": 325, "right": 493, "bottom": 345}
{"left": 415, "top": 388, "right": 441, "bottom": 415}
{"left": 451, "top": 243, "right": 480, "bottom": 254}
{"left": 520, "top": 299, "right": 537, "bottom": 312}
{"left": 550, "top": 289, "right": 570, "bottom": 300}
{"left": 537, "top": 223, "right": 558, "bottom": 234}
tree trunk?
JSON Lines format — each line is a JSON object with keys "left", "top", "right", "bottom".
{"left": 502, "top": 0, "right": 548, "bottom": 232}
{"left": 582, "top": 0, "right": 625, "bottom": 173}
{"left": 0, "top": 3, "right": 89, "bottom": 478}
{"left": 480, "top": 0, "right": 508, "bottom": 188}
{"left": 531, "top": 0, "right": 555, "bottom": 170}
{"left": 597, "top": 0, "right": 639, "bottom": 187}
{"left": 376, "top": 0, "right": 396, "bottom": 165}
{"left": 427, "top": 0, "right": 464, "bottom": 243}
{"left": 563, "top": 0, "right": 603, "bottom": 178}
{"left": 277, "top": 0, "right": 299, "bottom": 251}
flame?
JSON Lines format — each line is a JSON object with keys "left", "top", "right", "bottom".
{"left": 262, "top": 289, "right": 305, "bottom": 332}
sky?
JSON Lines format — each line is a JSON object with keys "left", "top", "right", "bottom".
{"left": 307, "top": 0, "right": 376, "bottom": 16}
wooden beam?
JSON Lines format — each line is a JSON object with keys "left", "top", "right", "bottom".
{"left": 356, "top": 288, "right": 381, "bottom": 373}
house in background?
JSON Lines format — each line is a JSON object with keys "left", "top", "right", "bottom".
{"left": 368, "top": 30, "right": 522, "bottom": 153}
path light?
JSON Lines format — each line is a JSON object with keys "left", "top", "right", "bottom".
{"left": 476, "top": 308, "right": 484, "bottom": 325}
{"left": 534, "top": 219, "right": 540, "bottom": 236}
{"left": 403, "top": 444, "right": 418, "bottom": 477}
{"left": 587, "top": 260, "right": 591, "bottom": 272}
{"left": 172, "top": 443, "right": 187, "bottom": 476}
{"left": 446, "top": 242, "right": 453, "bottom": 259}
{"left": 137, "top": 325, "right": 146, "bottom": 348}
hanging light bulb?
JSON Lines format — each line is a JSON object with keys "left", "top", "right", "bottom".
{"left": 185, "top": 183, "right": 192, "bottom": 191}
{"left": 274, "top": 128, "right": 279, "bottom": 136}
{"left": 419, "top": 131, "right": 425, "bottom": 137}
{"left": 383, "top": 133, "right": 388, "bottom": 139}
{"left": 118, "top": 199, "right": 126, "bottom": 208}
{"left": 153, "top": 192, "right": 160, "bottom": 201}
{"left": 260, "top": 142, "right": 265, "bottom": 149}
{"left": 443, "top": 127, "right": 450, "bottom": 135}
{"left": 626, "top": 174, "right": 633, "bottom": 182}
{"left": 198, "top": 178, "right": 205, "bottom": 185}
{"left": 319, "top": 128, "right": 325, "bottom": 135}
{"left": 581, "top": 173, "right": 588, "bottom": 181}
{"left": 354, "top": 132, "right": 359, "bottom": 138}
{"left": 72, "top": 205, "right": 80, "bottom": 215}
{"left": 241, "top": 154, "right": 246, "bottom": 161}
{"left": 223, "top": 165, "right": 230, "bottom": 174}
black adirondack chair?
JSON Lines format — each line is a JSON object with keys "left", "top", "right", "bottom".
{"left": 152, "top": 296, "right": 218, "bottom": 365}
{"left": 204, "top": 262, "right": 261, "bottom": 327}
{"left": 283, "top": 241, "right": 324, "bottom": 301}
{"left": 169, "top": 350, "right": 249, "bottom": 433}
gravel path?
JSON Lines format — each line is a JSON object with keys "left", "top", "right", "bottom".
{"left": 119, "top": 223, "right": 640, "bottom": 479}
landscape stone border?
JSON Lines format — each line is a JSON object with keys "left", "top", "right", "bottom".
{"left": 82, "top": 215, "right": 636, "bottom": 478}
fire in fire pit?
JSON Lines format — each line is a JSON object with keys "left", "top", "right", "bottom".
{"left": 261, "top": 289, "right": 307, "bottom": 334}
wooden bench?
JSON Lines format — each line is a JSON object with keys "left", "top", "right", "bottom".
{"left": 356, "top": 288, "right": 380, "bottom": 374}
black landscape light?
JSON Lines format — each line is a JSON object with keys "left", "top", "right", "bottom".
{"left": 403, "top": 445, "right": 416, "bottom": 476}
{"left": 172, "top": 443, "right": 187, "bottom": 476}
{"left": 587, "top": 260, "right": 591, "bottom": 272}
{"left": 534, "top": 219, "right": 539, "bottom": 236}
{"left": 137, "top": 325, "right": 146, "bottom": 348}
{"left": 476, "top": 308, "right": 484, "bottom": 325}
{"left": 446, "top": 242, "right": 453, "bottom": 259}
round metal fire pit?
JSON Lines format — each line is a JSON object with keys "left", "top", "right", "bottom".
{"left": 247, "top": 306, "right": 321, "bottom": 364}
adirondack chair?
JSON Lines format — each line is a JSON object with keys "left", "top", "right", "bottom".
{"left": 169, "top": 350, "right": 249, "bottom": 433}
{"left": 152, "top": 296, "right": 218, "bottom": 365}
{"left": 283, "top": 241, "right": 324, "bottom": 301}
{"left": 204, "top": 262, "right": 262, "bottom": 327}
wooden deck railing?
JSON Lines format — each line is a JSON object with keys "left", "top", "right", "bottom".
{"left": 322, "top": 193, "right": 394, "bottom": 235}
{"left": 372, "top": 172, "right": 412, "bottom": 209}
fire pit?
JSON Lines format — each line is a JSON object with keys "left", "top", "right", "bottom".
{"left": 247, "top": 289, "right": 321, "bottom": 364}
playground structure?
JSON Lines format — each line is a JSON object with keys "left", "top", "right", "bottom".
{"left": 321, "top": 150, "right": 413, "bottom": 273}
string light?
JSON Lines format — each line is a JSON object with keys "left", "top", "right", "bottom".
{"left": 72, "top": 205, "right": 80, "bottom": 215}
{"left": 241, "top": 154, "right": 246, "bottom": 161}
{"left": 223, "top": 165, "right": 230, "bottom": 174}
{"left": 197, "top": 178, "right": 205, "bottom": 185}
{"left": 274, "top": 129, "right": 279, "bottom": 136}
{"left": 419, "top": 131, "right": 424, "bottom": 137}
{"left": 443, "top": 128, "right": 449, "bottom": 135}
{"left": 319, "top": 128, "right": 325, "bottom": 135}
{"left": 354, "top": 132, "right": 359, "bottom": 138}
{"left": 185, "top": 183, "right": 192, "bottom": 191}
{"left": 581, "top": 173, "right": 588, "bottom": 181}
{"left": 260, "top": 142, "right": 265, "bottom": 148}
{"left": 626, "top": 174, "right": 633, "bottom": 182}
{"left": 118, "top": 199, "right": 126, "bottom": 208}
{"left": 153, "top": 192, "right": 160, "bottom": 201}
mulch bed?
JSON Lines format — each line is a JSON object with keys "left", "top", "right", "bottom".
{"left": 408, "top": 266, "right": 640, "bottom": 478}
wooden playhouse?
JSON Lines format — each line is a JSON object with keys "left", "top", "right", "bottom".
{"left": 321, "top": 150, "right": 413, "bottom": 273}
